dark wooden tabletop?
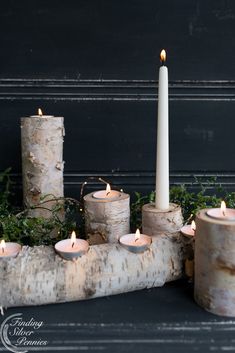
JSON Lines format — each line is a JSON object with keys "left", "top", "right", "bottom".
{"left": 1, "top": 279, "right": 234, "bottom": 353}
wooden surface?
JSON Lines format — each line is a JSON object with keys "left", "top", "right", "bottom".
{"left": 0, "top": 1, "right": 235, "bottom": 198}
{"left": 1, "top": 280, "right": 234, "bottom": 353}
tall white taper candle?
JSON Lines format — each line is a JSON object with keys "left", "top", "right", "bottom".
{"left": 155, "top": 49, "right": 169, "bottom": 210}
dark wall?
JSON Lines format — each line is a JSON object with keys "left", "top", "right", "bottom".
{"left": 1, "top": 0, "right": 235, "bottom": 198}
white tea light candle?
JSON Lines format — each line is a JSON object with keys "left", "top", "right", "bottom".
{"left": 207, "top": 201, "right": 235, "bottom": 221}
{"left": 180, "top": 220, "right": 196, "bottom": 237}
{"left": 55, "top": 231, "right": 89, "bottom": 261}
{"left": 119, "top": 229, "right": 152, "bottom": 253}
{"left": 0, "top": 240, "right": 21, "bottom": 258}
{"left": 93, "top": 183, "right": 121, "bottom": 200}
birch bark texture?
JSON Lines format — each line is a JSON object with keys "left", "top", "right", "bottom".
{"left": 0, "top": 234, "right": 185, "bottom": 308}
{"left": 84, "top": 191, "right": 130, "bottom": 243}
{"left": 21, "top": 115, "right": 64, "bottom": 218}
{"left": 142, "top": 203, "right": 183, "bottom": 236}
{"left": 195, "top": 209, "right": 235, "bottom": 317}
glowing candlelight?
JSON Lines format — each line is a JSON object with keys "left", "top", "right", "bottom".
{"left": 221, "top": 201, "right": 226, "bottom": 217}
{"left": 55, "top": 232, "right": 89, "bottom": 261}
{"left": 119, "top": 230, "right": 151, "bottom": 253}
{"left": 71, "top": 231, "right": 76, "bottom": 248}
{"left": 160, "top": 49, "right": 166, "bottom": 65}
{"left": 181, "top": 220, "right": 196, "bottom": 237}
{"left": 135, "top": 229, "right": 141, "bottom": 242}
{"left": 0, "top": 240, "right": 21, "bottom": 258}
{"left": 38, "top": 108, "right": 43, "bottom": 116}
{"left": 93, "top": 183, "right": 121, "bottom": 200}
{"left": 207, "top": 201, "right": 235, "bottom": 221}
{"left": 106, "top": 183, "right": 111, "bottom": 196}
{"left": 191, "top": 220, "right": 196, "bottom": 232}
{"left": 1, "top": 240, "right": 6, "bottom": 254}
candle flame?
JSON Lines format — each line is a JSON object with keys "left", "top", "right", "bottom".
{"left": 135, "top": 229, "right": 141, "bottom": 242}
{"left": 1, "top": 239, "right": 6, "bottom": 254}
{"left": 160, "top": 49, "right": 166, "bottom": 63}
{"left": 221, "top": 201, "right": 226, "bottom": 217}
{"left": 38, "top": 108, "right": 43, "bottom": 116}
{"left": 191, "top": 220, "right": 196, "bottom": 232}
{"left": 106, "top": 183, "right": 111, "bottom": 196}
{"left": 71, "top": 231, "right": 76, "bottom": 248}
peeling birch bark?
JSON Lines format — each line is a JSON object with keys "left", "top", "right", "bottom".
{"left": 142, "top": 203, "right": 183, "bottom": 236}
{"left": 0, "top": 234, "right": 185, "bottom": 308}
{"left": 195, "top": 209, "right": 235, "bottom": 317}
{"left": 84, "top": 191, "right": 130, "bottom": 243}
{"left": 21, "top": 115, "right": 64, "bottom": 218}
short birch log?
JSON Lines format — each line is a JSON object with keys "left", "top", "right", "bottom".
{"left": 84, "top": 191, "right": 130, "bottom": 243}
{"left": 195, "top": 209, "right": 235, "bottom": 317}
{"left": 142, "top": 203, "right": 183, "bottom": 236}
{"left": 0, "top": 234, "right": 185, "bottom": 308}
{"left": 21, "top": 115, "right": 65, "bottom": 218}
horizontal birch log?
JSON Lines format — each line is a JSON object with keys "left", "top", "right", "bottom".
{"left": 0, "top": 233, "right": 185, "bottom": 308}
{"left": 195, "top": 209, "right": 235, "bottom": 317}
{"left": 21, "top": 115, "right": 65, "bottom": 218}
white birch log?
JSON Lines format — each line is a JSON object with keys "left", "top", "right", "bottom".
{"left": 21, "top": 115, "right": 65, "bottom": 218}
{"left": 142, "top": 203, "right": 183, "bottom": 236}
{"left": 0, "top": 234, "right": 185, "bottom": 308}
{"left": 84, "top": 191, "right": 130, "bottom": 243}
{"left": 195, "top": 209, "right": 235, "bottom": 317}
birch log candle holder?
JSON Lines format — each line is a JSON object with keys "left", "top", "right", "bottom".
{"left": 21, "top": 109, "right": 65, "bottom": 218}
{"left": 84, "top": 185, "right": 130, "bottom": 243}
{"left": 195, "top": 207, "right": 235, "bottom": 317}
{"left": 142, "top": 203, "right": 183, "bottom": 237}
{"left": 0, "top": 234, "right": 186, "bottom": 308}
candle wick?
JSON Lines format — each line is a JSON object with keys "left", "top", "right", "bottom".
{"left": 72, "top": 242, "right": 75, "bottom": 248}
{"left": 222, "top": 210, "right": 226, "bottom": 217}
{"left": 135, "top": 238, "right": 138, "bottom": 243}
{"left": 106, "top": 191, "right": 110, "bottom": 196}
{"left": 2, "top": 248, "right": 4, "bottom": 254}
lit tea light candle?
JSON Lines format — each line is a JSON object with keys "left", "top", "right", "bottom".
{"left": 0, "top": 239, "right": 21, "bottom": 258}
{"left": 207, "top": 201, "right": 235, "bottom": 221}
{"left": 31, "top": 108, "right": 54, "bottom": 118}
{"left": 119, "top": 229, "right": 152, "bottom": 253}
{"left": 181, "top": 220, "right": 196, "bottom": 237}
{"left": 55, "top": 231, "right": 89, "bottom": 261}
{"left": 93, "top": 183, "right": 121, "bottom": 200}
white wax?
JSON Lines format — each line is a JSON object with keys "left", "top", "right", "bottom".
{"left": 93, "top": 190, "right": 121, "bottom": 200}
{"left": 119, "top": 233, "right": 152, "bottom": 253}
{"left": 0, "top": 242, "right": 21, "bottom": 258}
{"left": 207, "top": 208, "right": 235, "bottom": 221}
{"left": 180, "top": 225, "right": 195, "bottom": 237}
{"left": 55, "top": 238, "right": 89, "bottom": 261}
{"left": 155, "top": 65, "right": 169, "bottom": 210}
{"left": 30, "top": 115, "right": 54, "bottom": 118}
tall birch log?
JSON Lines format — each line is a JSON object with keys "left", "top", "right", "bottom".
{"left": 0, "top": 234, "right": 185, "bottom": 308}
{"left": 21, "top": 115, "right": 65, "bottom": 218}
{"left": 195, "top": 209, "right": 235, "bottom": 317}
{"left": 84, "top": 191, "right": 130, "bottom": 243}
